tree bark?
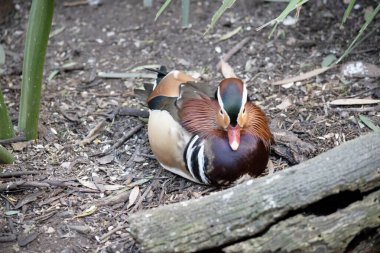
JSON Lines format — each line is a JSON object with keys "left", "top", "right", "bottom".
{"left": 129, "top": 132, "right": 380, "bottom": 253}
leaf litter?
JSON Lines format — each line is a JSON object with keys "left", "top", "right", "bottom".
{"left": 0, "top": 1, "right": 379, "bottom": 252}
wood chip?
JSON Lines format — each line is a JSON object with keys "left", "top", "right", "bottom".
{"left": 127, "top": 186, "right": 140, "bottom": 208}
{"left": 330, "top": 98, "right": 380, "bottom": 106}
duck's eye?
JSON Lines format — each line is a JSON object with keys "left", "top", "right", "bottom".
{"left": 219, "top": 109, "right": 224, "bottom": 115}
{"left": 242, "top": 108, "right": 246, "bottom": 114}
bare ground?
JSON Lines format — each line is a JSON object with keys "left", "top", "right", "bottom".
{"left": 0, "top": 0, "right": 379, "bottom": 252}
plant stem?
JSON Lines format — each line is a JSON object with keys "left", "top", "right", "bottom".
{"left": 0, "top": 87, "right": 15, "bottom": 139}
{"left": 18, "top": 0, "right": 54, "bottom": 140}
{"left": 0, "top": 144, "right": 15, "bottom": 164}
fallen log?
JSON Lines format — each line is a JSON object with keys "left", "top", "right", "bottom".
{"left": 129, "top": 132, "right": 380, "bottom": 253}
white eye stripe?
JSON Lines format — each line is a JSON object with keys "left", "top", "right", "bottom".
{"left": 238, "top": 84, "right": 248, "bottom": 116}
{"left": 217, "top": 87, "right": 227, "bottom": 115}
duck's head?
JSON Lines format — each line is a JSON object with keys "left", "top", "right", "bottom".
{"left": 216, "top": 78, "right": 249, "bottom": 151}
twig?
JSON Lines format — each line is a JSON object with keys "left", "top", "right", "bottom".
{"left": 64, "top": 0, "right": 88, "bottom": 7}
{"left": 130, "top": 183, "right": 155, "bottom": 213}
{"left": 59, "top": 109, "right": 79, "bottom": 122}
{"left": 331, "top": 105, "right": 380, "bottom": 113}
{"left": 138, "top": 153, "right": 156, "bottom": 159}
{"left": 99, "top": 223, "right": 128, "bottom": 242}
{"left": 79, "top": 120, "right": 107, "bottom": 146}
{"left": 0, "top": 171, "right": 39, "bottom": 178}
{"left": 98, "top": 72, "right": 156, "bottom": 79}
{"left": 0, "top": 135, "right": 27, "bottom": 145}
{"left": 117, "top": 107, "right": 149, "bottom": 118}
{"left": 0, "top": 179, "right": 79, "bottom": 192}
{"left": 0, "top": 181, "right": 50, "bottom": 191}
{"left": 95, "top": 178, "right": 151, "bottom": 207}
{"left": 98, "top": 124, "right": 144, "bottom": 157}
{"left": 216, "top": 37, "right": 251, "bottom": 70}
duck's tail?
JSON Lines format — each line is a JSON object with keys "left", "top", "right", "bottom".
{"left": 134, "top": 65, "right": 168, "bottom": 100}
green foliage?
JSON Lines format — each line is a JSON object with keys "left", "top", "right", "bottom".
{"left": 342, "top": 0, "right": 356, "bottom": 24}
{"left": 0, "top": 87, "right": 15, "bottom": 139}
{"left": 18, "top": 0, "right": 54, "bottom": 140}
{"left": 336, "top": 3, "right": 380, "bottom": 64}
{"left": 181, "top": 0, "right": 190, "bottom": 27}
{"left": 205, "top": 0, "right": 236, "bottom": 34}
{"left": 155, "top": 0, "right": 171, "bottom": 21}
{"left": 359, "top": 115, "right": 380, "bottom": 133}
{"left": 0, "top": 144, "right": 15, "bottom": 164}
{"left": 257, "top": 0, "right": 309, "bottom": 37}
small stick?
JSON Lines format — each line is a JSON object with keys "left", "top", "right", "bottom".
{"left": 0, "top": 181, "right": 50, "bottom": 191}
{"left": 331, "top": 105, "right": 380, "bottom": 113}
{"left": 130, "top": 183, "right": 154, "bottom": 213}
{"left": 216, "top": 37, "right": 251, "bottom": 70}
{"left": 79, "top": 120, "right": 107, "bottom": 146}
{"left": 118, "top": 107, "right": 149, "bottom": 118}
{"left": 63, "top": 0, "right": 88, "bottom": 7}
{"left": 0, "top": 136, "right": 27, "bottom": 145}
{"left": 99, "top": 124, "right": 144, "bottom": 156}
{"left": 0, "top": 171, "right": 39, "bottom": 178}
{"left": 0, "top": 179, "right": 79, "bottom": 192}
{"left": 99, "top": 223, "right": 128, "bottom": 242}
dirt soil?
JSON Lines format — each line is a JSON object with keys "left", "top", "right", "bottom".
{"left": 1, "top": 0, "right": 379, "bottom": 252}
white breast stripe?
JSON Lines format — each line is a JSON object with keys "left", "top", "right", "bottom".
{"left": 186, "top": 135, "right": 199, "bottom": 180}
{"left": 197, "top": 144, "right": 210, "bottom": 184}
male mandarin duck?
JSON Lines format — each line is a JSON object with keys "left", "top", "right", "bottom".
{"left": 141, "top": 66, "right": 273, "bottom": 186}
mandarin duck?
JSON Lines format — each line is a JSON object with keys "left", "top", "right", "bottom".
{"left": 140, "top": 66, "right": 273, "bottom": 186}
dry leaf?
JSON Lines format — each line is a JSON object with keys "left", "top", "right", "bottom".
{"left": 127, "top": 186, "right": 140, "bottom": 209}
{"left": 220, "top": 59, "right": 237, "bottom": 78}
{"left": 77, "top": 178, "right": 98, "bottom": 190}
{"left": 330, "top": 98, "right": 380, "bottom": 106}
{"left": 267, "top": 160, "right": 274, "bottom": 175}
{"left": 11, "top": 142, "right": 30, "bottom": 151}
{"left": 74, "top": 205, "right": 97, "bottom": 218}
{"left": 273, "top": 67, "right": 330, "bottom": 85}
{"left": 97, "top": 154, "right": 114, "bottom": 165}
{"left": 102, "top": 184, "right": 124, "bottom": 191}
{"left": 276, "top": 97, "right": 292, "bottom": 110}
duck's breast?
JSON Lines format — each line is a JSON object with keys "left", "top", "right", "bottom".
{"left": 205, "top": 134, "right": 269, "bottom": 185}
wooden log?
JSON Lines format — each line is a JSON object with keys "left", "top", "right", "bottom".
{"left": 224, "top": 189, "right": 380, "bottom": 252}
{"left": 129, "top": 132, "right": 380, "bottom": 253}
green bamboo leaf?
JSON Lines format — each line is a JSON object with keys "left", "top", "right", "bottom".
{"left": 155, "top": 0, "right": 172, "bottom": 21}
{"left": 181, "top": 0, "right": 190, "bottom": 27}
{"left": 0, "top": 87, "right": 15, "bottom": 139}
{"left": 18, "top": 0, "right": 54, "bottom": 140}
{"left": 256, "top": 0, "right": 308, "bottom": 37}
{"left": 359, "top": 115, "right": 380, "bottom": 133}
{"left": 342, "top": 0, "right": 355, "bottom": 24}
{"left": 336, "top": 3, "right": 380, "bottom": 64}
{"left": 0, "top": 144, "right": 15, "bottom": 164}
{"left": 321, "top": 54, "right": 337, "bottom": 68}
{"left": 218, "top": 26, "right": 242, "bottom": 41}
{"left": 205, "top": 0, "right": 236, "bottom": 34}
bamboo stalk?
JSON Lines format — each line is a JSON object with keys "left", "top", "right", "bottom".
{"left": 0, "top": 87, "right": 15, "bottom": 139}
{"left": 0, "top": 145, "right": 15, "bottom": 164}
{"left": 18, "top": 0, "right": 54, "bottom": 140}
